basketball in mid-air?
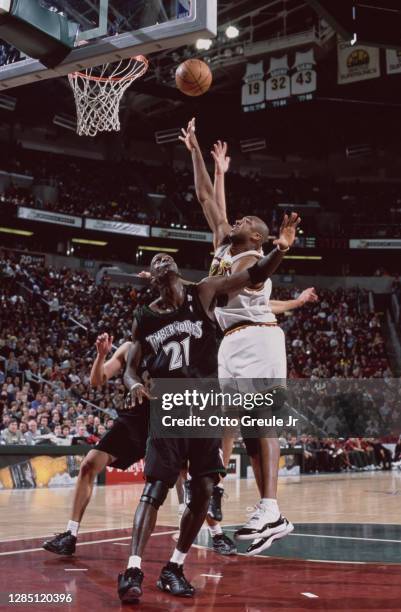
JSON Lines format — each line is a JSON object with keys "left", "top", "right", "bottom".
{"left": 175, "top": 59, "right": 213, "bottom": 97}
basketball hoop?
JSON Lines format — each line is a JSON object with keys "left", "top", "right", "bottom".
{"left": 68, "top": 55, "right": 149, "bottom": 137}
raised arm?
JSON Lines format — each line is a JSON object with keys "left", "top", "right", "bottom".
{"left": 212, "top": 140, "right": 231, "bottom": 222}
{"left": 198, "top": 214, "right": 301, "bottom": 310}
{"left": 123, "top": 319, "right": 152, "bottom": 405}
{"left": 180, "top": 118, "right": 231, "bottom": 249}
{"left": 90, "top": 333, "right": 118, "bottom": 386}
{"left": 270, "top": 288, "right": 318, "bottom": 315}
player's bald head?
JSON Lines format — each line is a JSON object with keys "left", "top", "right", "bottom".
{"left": 248, "top": 216, "right": 270, "bottom": 244}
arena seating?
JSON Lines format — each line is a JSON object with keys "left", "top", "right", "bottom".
{"left": 0, "top": 253, "right": 397, "bottom": 470}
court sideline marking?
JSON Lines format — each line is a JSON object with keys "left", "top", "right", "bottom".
{"left": 0, "top": 530, "right": 177, "bottom": 557}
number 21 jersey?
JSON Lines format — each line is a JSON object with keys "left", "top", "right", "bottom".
{"left": 134, "top": 285, "right": 218, "bottom": 378}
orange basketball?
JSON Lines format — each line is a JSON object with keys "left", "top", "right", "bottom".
{"left": 175, "top": 59, "right": 213, "bottom": 97}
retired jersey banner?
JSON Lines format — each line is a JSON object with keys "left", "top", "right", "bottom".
{"left": 386, "top": 49, "right": 401, "bottom": 75}
{"left": 242, "top": 49, "right": 316, "bottom": 112}
{"left": 266, "top": 55, "right": 291, "bottom": 108}
{"left": 337, "top": 38, "right": 380, "bottom": 84}
{"left": 241, "top": 61, "right": 266, "bottom": 112}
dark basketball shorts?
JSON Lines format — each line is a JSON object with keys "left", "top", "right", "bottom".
{"left": 95, "top": 410, "right": 149, "bottom": 470}
{"left": 144, "top": 437, "right": 226, "bottom": 487}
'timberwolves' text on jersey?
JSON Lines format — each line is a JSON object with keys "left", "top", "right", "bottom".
{"left": 134, "top": 285, "right": 218, "bottom": 378}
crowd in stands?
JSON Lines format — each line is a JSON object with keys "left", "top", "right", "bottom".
{"left": 1, "top": 148, "right": 401, "bottom": 238}
{"left": 1, "top": 251, "right": 399, "bottom": 472}
{"left": 282, "top": 433, "right": 399, "bottom": 474}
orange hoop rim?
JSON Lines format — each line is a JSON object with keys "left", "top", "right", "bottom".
{"left": 69, "top": 55, "right": 149, "bottom": 83}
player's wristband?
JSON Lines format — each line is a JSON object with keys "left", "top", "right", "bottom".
{"left": 130, "top": 382, "right": 142, "bottom": 393}
{"left": 276, "top": 244, "right": 290, "bottom": 253}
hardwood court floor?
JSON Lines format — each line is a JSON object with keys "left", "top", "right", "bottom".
{"left": 0, "top": 472, "right": 400, "bottom": 611}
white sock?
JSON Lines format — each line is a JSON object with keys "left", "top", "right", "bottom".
{"left": 209, "top": 524, "right": 223, "bottom": 537}
{"left": 67, "top": 520, "right": 79, "bottom": 537}
{"left": 170, "top": 549, "right": 187, "bottom": 566}
{"left": 127, "top": 555, "right": 142, "bottom": 570}
{"left": 260, "top": 498, "right": 280, "bottom": 520}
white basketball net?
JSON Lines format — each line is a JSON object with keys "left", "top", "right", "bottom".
{"left": 68, "top": 56, "right": 149, "bottom": 137}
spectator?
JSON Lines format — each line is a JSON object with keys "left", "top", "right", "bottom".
{"left": 25, "top": 420, "right": 42, "bottom": 445}
{"left": 1, "top": 419, "right": 26, "bottom": 444}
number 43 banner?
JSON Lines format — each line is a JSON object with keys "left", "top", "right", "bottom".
{"left": 241, "top": 49, "right": 317, "bottom": 113}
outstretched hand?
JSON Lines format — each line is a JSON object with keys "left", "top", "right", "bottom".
{"left": 274, "top": 213, "right": 301, "bottom": 251}
{"left": 95, "top": 333, "right": 113, "bottom": 358}
{"left": 179, "top": 117, "right": 199, "bottom": 152}
{"left": 297, "top": 287, "right": 318, "bottom": 306}
{"left": 211, "top": 140, "right": 231, "bottom": 175}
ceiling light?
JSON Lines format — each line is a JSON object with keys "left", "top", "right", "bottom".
{"left": 138, "top": 246, "right": 178, "bottom": 253}
{"left": 71, "top": 238, "right": 107, "bottom": 246}
{"left": 225, "top": 25, "right": 239, "bottom": 39}
{"left": 0, "top": 227, "right": 33, "bottom": 236}
{"left": 196, "top": 38, "right": 213, "bottom": 50}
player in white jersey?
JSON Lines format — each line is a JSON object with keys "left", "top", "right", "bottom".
{"left": 180, "top": 118, "right": 317, "bottom": 555}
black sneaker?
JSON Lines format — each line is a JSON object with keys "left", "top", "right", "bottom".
{"left": 207, "top": 485, "right": 224, "bottom": 522}
{"left": 43, "top": 531, "right": 76, "bottom": 556}
{"left": 118, "top": 567, "right": 144, "bottom": 603}
{"left": 212, "top": 533, "right": 237, "bottom": 556}
{"left": 157, "top": 562, "right": 195, "bottom": 597}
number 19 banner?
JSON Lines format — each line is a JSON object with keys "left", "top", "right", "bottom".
{"left": 241, "top": 49, "right": 317, "bottom": 113}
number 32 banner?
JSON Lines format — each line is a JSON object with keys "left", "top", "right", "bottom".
{"left": 241, "top": 49, "right": 317, "bottom": 113}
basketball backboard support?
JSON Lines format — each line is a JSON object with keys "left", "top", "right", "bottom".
{"left": 0, "top": 0, "right": 217, "bottom": 90}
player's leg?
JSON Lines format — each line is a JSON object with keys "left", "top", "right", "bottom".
{"left": 157, "top": 438, "right": 226, "bottom": 598}
{"left": 117, "top": 437, "right": 178, "bottom": 603}
{"left": 43, "top": 449, "right": 112, "bottom": 556}
{"left": 231, "top": 327, "right": 294, "bottom": 553}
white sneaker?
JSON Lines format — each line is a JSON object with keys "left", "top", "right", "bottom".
{"left": 245, "top": 518, "right": 294, "bottom": 556}
{"left": 234, "top": 504, "right": 288, "bottom": 541}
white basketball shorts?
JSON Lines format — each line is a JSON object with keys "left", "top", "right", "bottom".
{"left": 218, "top": 325, "right": 287, "bottom": 386}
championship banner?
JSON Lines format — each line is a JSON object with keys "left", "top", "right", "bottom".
{"left": 105, "top": 460, "right": 145, "bottom": 485}
{"left": 337, "top": 38, "right": 380, "bottom": 85}
{"left": 350, "top": 239, "right": 401, "bottom": 250}
{"left": 151, "top": 227, "right": 213, "bottom": 243}
{"left": 386, "top": 49, "right": 401, "bottom": 75}
{"left": 18, "top": 206, "right": 82, "bottom": 228}
{"left": 85, "top": 218, "right": 150, "bottom": 237}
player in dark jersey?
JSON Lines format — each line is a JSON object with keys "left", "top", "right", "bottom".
{"left": 117, "top": 220, "right": 300, "bottom": 603}
{"left": 43, "top": 334, "right": 149, "bottom": 556}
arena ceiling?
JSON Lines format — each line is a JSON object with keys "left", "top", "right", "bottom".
{"left": 1, "top": 1, "right": 401, "bottom": 157}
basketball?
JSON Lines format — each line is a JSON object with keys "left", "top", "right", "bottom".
{"left": 175, "top": 59, "right": 213, "bottom": 97}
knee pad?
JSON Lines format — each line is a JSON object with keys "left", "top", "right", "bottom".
{"left": 187, "top": 476, "right": 215, "bottom": 512}
{"left": 140, "top": 480, "right": 169, "bottom": 510}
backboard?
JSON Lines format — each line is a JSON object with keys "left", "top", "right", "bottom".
{"left": 0, "top": 0, "right": 217, "bottom": 90}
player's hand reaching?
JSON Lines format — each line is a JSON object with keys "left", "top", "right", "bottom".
{"left": 136, "top": 270, "right": 151, "bottom": 279}
{"left": 211, "top": 140, "right": 231, "bottom": 175}
{"left": 274, "top": 213, "right": 301, "bottom": 251}
{"left": 297, "top": 287, "right": 318, "bottom": 306}
{"left": 179, "top": 117, "right": 199, "bottom": 152}
{"left": 96, "top": 333, "right": 113, "bottom": 358}
{"left": 126, "top": 383, "right": 156, "bottom": 408}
